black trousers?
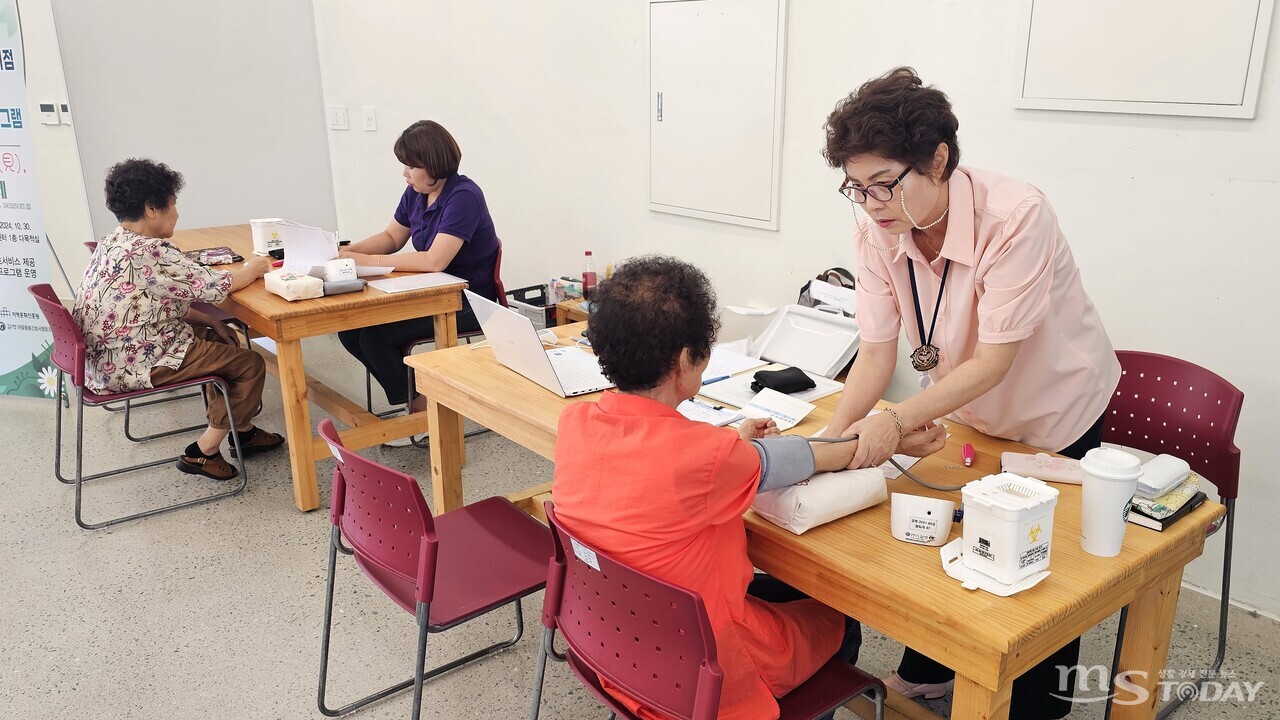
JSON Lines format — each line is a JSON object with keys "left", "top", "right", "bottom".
{"left": 896, "top": 413, "right": 1106, "bottom": 720}
{"left": 338, "top": 306, "right": 481, "bottom": 406}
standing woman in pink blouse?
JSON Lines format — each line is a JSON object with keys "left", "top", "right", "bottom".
{"left": 73, "top": 159, "right": 285, "bottom": 481}
{"left": 821, "top": 68, "right": 1120, "bottom": 718}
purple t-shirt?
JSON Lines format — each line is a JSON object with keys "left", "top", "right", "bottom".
{"left": 393, "top": 174, "right": 500, "bottom": 301}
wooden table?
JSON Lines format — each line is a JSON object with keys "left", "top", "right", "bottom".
{"left": 555, "top": 299, "right": 589, "bottom": 325}
{"left": 171, "top": 225, "right": 465, "bottom": 511}
{"left": 406, "top": 323, "right": 1224, "bottom": 720}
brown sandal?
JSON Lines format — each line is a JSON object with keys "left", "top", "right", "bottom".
{"left": 228, "top": 427, "right": 286, "bottom": 459}
{"left": 176, "top": 451, "right": 239, "bottom": 481}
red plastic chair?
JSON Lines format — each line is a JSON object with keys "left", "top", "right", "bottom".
{"left": 316, "top": 419, "right": 552, "bottom": 719}
{"left": 530, "top": 503, "right": 885, "bottom": 720}
{"left": 365, "top": 240, "right": 507, "bottom": 447}
{"left": 83, "top": 240, "right": 253, "bottom": 441}
{"left": 28, "top": 284, "right": 247, "bottom": 529}
{"left": 1102, "top": 351, "right": 1243, "bottom": 719}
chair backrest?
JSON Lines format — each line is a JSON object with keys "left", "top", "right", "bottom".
{"left": 493, "top": 238, "right": 508, "bottom": 307}
{"left": 1103, "top": 351, "right": 1243, "bottom": 499}
{"left": 318, "top": 419, "right": 439, "bottom": 605}
{"left": 28, "top": 284, "right": 87, "bottom": 389}
{"left": 542, "top": 503, "right": 723, "bottom": 720}
{"left": 84, "top": 241, "right": 98, "bottom": 252}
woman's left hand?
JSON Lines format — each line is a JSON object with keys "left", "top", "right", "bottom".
{"left": 185, "top": 308, "right": 238, "bottom": 345}
{"left": 737, "top": 417, "right": 779, "bottom": 441}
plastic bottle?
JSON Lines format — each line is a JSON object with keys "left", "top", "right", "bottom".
{"left": 582, "top": 251, "right": 598, "bottom": 300}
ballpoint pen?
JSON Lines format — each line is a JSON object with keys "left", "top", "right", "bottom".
{"left": 701, "top": 375, "right": 731, "bottom": 385}
{"left": 962, "top": 443, "right": 976, "bottom": 467}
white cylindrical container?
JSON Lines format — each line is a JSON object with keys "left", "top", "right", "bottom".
{"left": 1079, "top": 448, "right": 1143, "bottom": 557}
{"left": 250, "top": 218, "right": 284, "bottom": 255}
{"left": 961, "top": 473, "right": 1059, "bottom": 585}
{"left": 324, "top": 258, "right": 356, "bottom": 282}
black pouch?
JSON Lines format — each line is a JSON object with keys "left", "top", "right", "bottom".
{"left": 750, "top": 366, "right": 815, "bottom": 394}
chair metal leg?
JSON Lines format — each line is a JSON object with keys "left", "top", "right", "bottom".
{"left": 319, "top": 529, "right": 528, "bottom": 717}
{"left": 869, "top": 683, "right": 885, "bottom": 720}
{"left": 71, "top": 378, "right": 248, "bottom": 530}
{"left": 122, "top": 390, "right": 207, "bottom": 442}
{"left": 529, "top": 626, "right": 568, "bottom": 720}
{"left": 1106, "top": 500, "right": 1236, "bottom": 720}
{"left": 1154, "top": 499, "right": 1235, "bottom": 719}
{"left": 101, "top": 387, "right": 203, "bottom": 415}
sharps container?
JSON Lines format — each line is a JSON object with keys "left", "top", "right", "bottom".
{"left": 961, "top": 473, "right": 1060, "bottom": 585}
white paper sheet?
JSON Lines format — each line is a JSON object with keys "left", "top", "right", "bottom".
{"left": 367, "top": 272, "right": 467, "bottom": 294}
{"left": 806, "top": 279, "right": 858, "bottom": 316}
{"left": 677, "top": 399, "right": 742, "bottom": 427}
{"left": 278, "top": 220, "right": 337, "bottom": 273}
{"left": 701, "top": 345, "right": 768, "bottom": 384}
{"left": 304, "top": 265, "right": 395, "bottom": 279}
{"left": 733, "top": 388, "right": 815, "bottom": 431}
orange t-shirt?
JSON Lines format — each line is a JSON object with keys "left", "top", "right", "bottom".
{"left": 553, "top": 392, "right": 844, "bottom": 720}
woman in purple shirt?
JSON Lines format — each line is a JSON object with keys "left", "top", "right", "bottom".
{"left": 338, "top": 120, "right": 500, "bottom": 417}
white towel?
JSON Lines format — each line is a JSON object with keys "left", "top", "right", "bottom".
{"left": 752, "top": 467, "right": 886, "bottom": 534}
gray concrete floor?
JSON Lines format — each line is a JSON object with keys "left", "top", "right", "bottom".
{"left": 2, "top": 335, "right": 1277, "bottom": 719}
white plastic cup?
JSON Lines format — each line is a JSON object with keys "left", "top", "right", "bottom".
{"left": 1079, "top": 448, "right": 1144, "bottom": 557}
{"left": 249, "top": 218, "right": 283, "bottom": 256}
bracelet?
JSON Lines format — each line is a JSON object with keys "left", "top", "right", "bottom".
{"left": 882, "top": 407, "right": 906, "bottom": 439}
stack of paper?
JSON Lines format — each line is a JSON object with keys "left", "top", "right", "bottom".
{"left": 276, "top": 220, "right": 338, "bottom": 273}
{"left": 733, "top": 388, "right": 815, "bottom": 431}
{"left": 677, "top": 399, "right": 742, "bottom": 427}
{"left": 699, "top": 363, "right": 843, "bottom": 408}
{"left": 368, "top": 272, "right": 467, "bottom": 294}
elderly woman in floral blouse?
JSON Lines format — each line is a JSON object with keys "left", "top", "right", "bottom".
{"left": 73, "top": 158, "right": 283, "bottom": 480}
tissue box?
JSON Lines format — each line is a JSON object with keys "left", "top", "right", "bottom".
{"left": 264, "top": 269, "right": 323, "bottom": 301}
{"left": 961, "top": 473, "right": 1059, "bottom": 585}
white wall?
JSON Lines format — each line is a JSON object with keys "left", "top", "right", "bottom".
{"left": 314, "top": 0, "right": 1279, "bottom": 615}
{"left": 18, "top": 0, "right": 93, "bottom": 294}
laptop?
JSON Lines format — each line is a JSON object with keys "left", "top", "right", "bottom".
{"left": 466, "top": 290, "right": 614, "bottom": 397}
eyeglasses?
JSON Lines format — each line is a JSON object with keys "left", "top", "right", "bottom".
{"left": 838, "top": 166, "right": 912, "bottom": 204}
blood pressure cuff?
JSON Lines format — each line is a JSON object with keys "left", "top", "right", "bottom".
{"left": 750, "top": 366, "right": 816, "bottom": 395}
{"left": 749, "top": 435, "right": 815, "bottom": 493}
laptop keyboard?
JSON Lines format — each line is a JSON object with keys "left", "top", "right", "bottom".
{"left": 549, "top": 348, "right": 611, "bottom": 393}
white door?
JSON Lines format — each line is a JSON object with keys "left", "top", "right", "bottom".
{"left": 650, "top": 0, "right": 786, "bottom": 229}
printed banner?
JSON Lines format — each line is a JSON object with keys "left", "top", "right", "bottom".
{"left": 0, "top": 0, "right": 56, "bottom": 400}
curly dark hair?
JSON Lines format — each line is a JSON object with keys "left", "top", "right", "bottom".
{"left": 588, "top": 255, "right": 721, "bottom": 392}
{"left": 394, "top": 120, "right": 462, "bottom": 179}
{"left": 104, "top": 158, "right": 185, "bottom": 222}
{"left": 823, "top": 67, "right": 960, "bottom": 180}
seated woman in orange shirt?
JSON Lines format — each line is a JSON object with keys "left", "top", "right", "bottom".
{"left": 552, "top": 255, "right": 944, "bottom": 720}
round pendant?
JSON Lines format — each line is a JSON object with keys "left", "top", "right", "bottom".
{"left": 910, "top": 344, "right": 940, "bottom": 372}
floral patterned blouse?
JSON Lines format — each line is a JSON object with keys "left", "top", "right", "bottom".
{"left": 72, "top": 227, "right": 233, "bottom": 393}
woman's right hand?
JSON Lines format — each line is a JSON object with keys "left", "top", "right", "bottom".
{"left": 243, "top": 255, "right": 271, "bottom": 277}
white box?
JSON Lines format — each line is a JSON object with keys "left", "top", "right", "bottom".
{"left": 752, "top": 304, "right": 860, "bottom": 379}
{"left": 961, "top": 473, "right": 1059, "bottom": 586}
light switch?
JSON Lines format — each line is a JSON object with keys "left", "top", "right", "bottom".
{"left": 326, "top": 105, "right": 349, "bottom": 130}
{"left": 362, "top": 106, "right": 377, "bottom": 131}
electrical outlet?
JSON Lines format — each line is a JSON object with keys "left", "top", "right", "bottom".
{"left": 362, "top": 106, "right": 377, "bottom": 131}
{"left": 326, "top": 105, "right": 349, "bottom": 130}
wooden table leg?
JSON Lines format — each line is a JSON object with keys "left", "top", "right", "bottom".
{"left": 277, "top": 338, "right": 320, "bottom": 511}
{"left": 951, "top": 675, "right": 1011, "bottom": 720}
{"left": 432, "top": 311, "right": 465, "bottom": 466}
{"left": 1110, "top": 569, "right": 1184, "bottom": 719}
{"left": 428, "top": 397, "right": 464, "bottom": 513}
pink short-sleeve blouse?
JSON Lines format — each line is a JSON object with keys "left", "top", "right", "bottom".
{"left": 854, "top": 166, "right": 1121, "bottom": 451}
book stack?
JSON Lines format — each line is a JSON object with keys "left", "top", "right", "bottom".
{"left": 1128, "top": 474, "right": 1207, "bottom": 532}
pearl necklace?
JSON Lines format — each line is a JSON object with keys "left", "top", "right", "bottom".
{"left": 854, "top": 204, "right": 903, "bottom": 253}
{"left": 901, "top": 184, "right": 948, "bottom": 230}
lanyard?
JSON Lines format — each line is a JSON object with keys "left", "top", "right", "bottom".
{"left": 907, "top": 258, "right": 951, "bottom": 372}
